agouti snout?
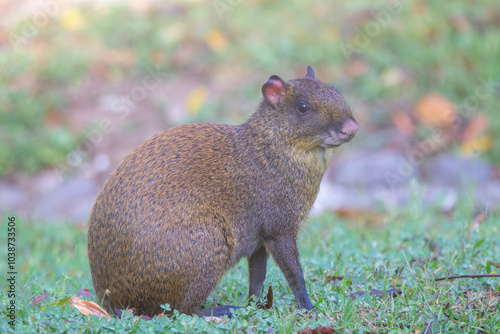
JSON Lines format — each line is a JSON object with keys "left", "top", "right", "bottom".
{"left": 88, "top": 66, "right": 358, "bottom": 317}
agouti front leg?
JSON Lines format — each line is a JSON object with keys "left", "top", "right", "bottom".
{"left": 265, "top": 235, "right": 314, "bottom": 311}
{"left": 248, "top": 246, "right": 269, "bottom": 300}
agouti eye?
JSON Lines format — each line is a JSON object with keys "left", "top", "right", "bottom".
{"left": 297, "top": 103, "right": 309, "bottom": 113}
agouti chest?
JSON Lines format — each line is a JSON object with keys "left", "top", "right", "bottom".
{"left": 226, "top": 165, "right": 320, "bottom": 263}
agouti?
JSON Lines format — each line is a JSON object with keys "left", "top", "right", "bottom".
{"left": 88, "top": 66, "right": 358, "bottom": 317}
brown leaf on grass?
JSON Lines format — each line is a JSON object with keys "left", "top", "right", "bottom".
{"left": 349, "top": 288, "right": 402, "bottom": 300}
{"left": 265, "top": 286, "right": 273, "bottom": 309}
{"left": 297, "top": 326, "right": 335, "bottom": 334}
{"left": 391, "top": 110, "right": 414, "bottom": 136}
{"left": 69, "top": 296, "right": 111, "bottom": 321}
{"left": 31, "top": 293, "right": 48, "bottom": 306}
{"left": 324, "top": 275, "right": 344, "bottom": 285}
{"left": 77, "top": 289, "right": 92, "bottom": 298}
{"left": 414, "top": 93, "right": 456, "bottom": 128}
{"left": 333, "top": 208, "right": 386, "bottom": 226}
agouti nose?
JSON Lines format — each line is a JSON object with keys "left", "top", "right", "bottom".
{"left": 338, "top": 118, "right": 359, "bottom": 140}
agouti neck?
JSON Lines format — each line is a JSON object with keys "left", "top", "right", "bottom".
{"left": 241, "top": 102, "right": 333, "bottom": 186}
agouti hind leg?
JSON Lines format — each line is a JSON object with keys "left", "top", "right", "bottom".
{"left": 172, "top": 215, "right": 235, "bottom": 315}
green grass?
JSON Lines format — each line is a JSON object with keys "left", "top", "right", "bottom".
{"left": 1, "top": 0, "right": 500, "bottom": 175}
{"left": 1, "top": 201, "right": 499, "bottom": 333}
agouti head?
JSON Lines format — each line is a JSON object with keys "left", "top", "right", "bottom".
{"left": 257, "top": 66, "right": 358, "bottom": 151}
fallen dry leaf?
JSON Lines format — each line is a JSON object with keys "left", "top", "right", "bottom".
{"left": 69, "top": 296, "right": 111, "bottom": 321}
{"left": 414, "top": 93, "right": 456, "bottom": 128}
{"left": 265, "top": 286, "right": 273, "bottom": 309}
{"left": 334, "top": 208, "right": 386, "bottom": 225}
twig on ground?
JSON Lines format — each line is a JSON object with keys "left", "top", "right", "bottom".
{"left": 434, "top": 274, "right": 500, "bottom": 282}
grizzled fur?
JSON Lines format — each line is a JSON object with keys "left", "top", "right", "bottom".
{"left": 88, "top": 66, "right": 358, "bottom": 317}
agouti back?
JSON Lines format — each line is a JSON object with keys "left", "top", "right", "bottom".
{"left": 88, "top": 66, "right": 358, "bottom": 317}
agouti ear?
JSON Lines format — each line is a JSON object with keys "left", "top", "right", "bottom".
{"left": 262, "top": 75, "right": 288, "bottom": 109}
{"left": 305, "top": 65, "right": 315, "bottom": 79}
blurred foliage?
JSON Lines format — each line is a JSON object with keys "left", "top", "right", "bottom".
{"left": 0, "top": 0, "right": 499, "bottom": 175}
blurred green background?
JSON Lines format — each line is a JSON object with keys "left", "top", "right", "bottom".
{"left": 1, "top": 0, "right": 499, "bottom": 178}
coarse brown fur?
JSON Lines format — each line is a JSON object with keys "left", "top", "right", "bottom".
{"left": 88, "top": 66, "right": 358, "bottom": 317}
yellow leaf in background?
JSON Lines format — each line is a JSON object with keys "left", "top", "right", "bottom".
{"left": 461, "top": 134, "right": 493, "bottom": 156}
{"left": 206, "top": 30, "right": 227, "bottom": 51}
{"left": 185, "top": 86, "right": 208, "bottom": 116}
{"left": 70, "top": 296, "right": 111, "bottom": 321}
{"left": 61, "top": 8, "right": 86, "bottom": 32}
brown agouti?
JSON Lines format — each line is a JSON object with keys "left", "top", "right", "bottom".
{"left": 88, "top": 66, "right": 358, "bottom": 317}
